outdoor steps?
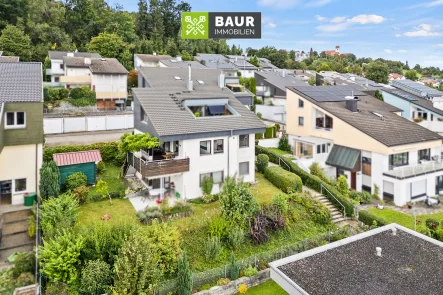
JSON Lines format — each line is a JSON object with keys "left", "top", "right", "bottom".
{"left": 314, "top": 195, "right": 345, "bottom": 223}
{"left": 0, "top": 244, "right": 34, "bottom": 263}
{"left": 2, "top": 209, "right": 31, "bottom": 224}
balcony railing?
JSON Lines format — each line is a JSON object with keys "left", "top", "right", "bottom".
{"left": 383, "top": 161, "right": 443, "bottom": 180}
{"left": 128, "top": 152, "right": 190, "bottom": 178}
{"left": 59, "top": 75, "right": 92, "bottom": 84}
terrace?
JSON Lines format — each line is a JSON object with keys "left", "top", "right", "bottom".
{"left": 383, "top": 161, "right": 443, "bottom": 180}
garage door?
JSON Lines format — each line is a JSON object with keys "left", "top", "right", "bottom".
{"left": 411, "top": 179, "right": 426, "bottom": 199}
{"left": 383, "top": 181, "right": 394, "bottom": 200}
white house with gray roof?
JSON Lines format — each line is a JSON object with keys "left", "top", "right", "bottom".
{"left": 134, "top": 53, "right": 172, "bottom": 68}
{"left": 130, "top": 67, "right": 265, "bottom": 200}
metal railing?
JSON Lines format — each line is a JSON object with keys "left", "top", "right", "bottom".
{"left": 278, "top": 156, "right": 291, "bottom": 172}
{"left": 321, "top": 184, "right": 346, "bottom": 218}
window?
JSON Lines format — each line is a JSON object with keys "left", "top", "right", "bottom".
{"left": 200, "top": 171, "right": 224, "bottom": 186}
{"left": 418, "top": 149, "right": 431, "bottom": 162}
{"left": 200, "top": 140, "right": 211, "bottom": 155}
{"left": 239, "top": 135, "right": 249, "bottom": 148}
{"left": 389, "top": 152, "right": 409, "bottom": 169}
{"left": 14, "top": 179, "right": 26, "bottom": 193}
{"left": 214, "top": 139, "right": 224, "bottom": 153}
{"left": 239, "top": 162, "right": 249, "bottom": 176}
{"left": 5, "top": 112, "right": 25, "bottom": 128}
{"left": 298, "top": 99, "right": 304, "bottom": 108}
{"left": 54, "top": 77, "right": 60, "bottom": 82}
{"left": 296, "top": 142, "right": 313, "bottom": 158}
{"left": 316, "top": 144, "right": 328, "bottom": 154}
{"left": 60, "top": 64, "right": 64, "bottom": 69}
{"left": 298, "top": 116, "right": 304, "bottom": 126}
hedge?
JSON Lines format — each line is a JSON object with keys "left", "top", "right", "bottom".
{"left": 255, "top": 145, "right": 355, "bottom": 217}
{"left": 264, "top": 166, "right": 302, "bottom": 194}
{"left": 255, "top": 133, "right": 263, "bottom": 140}
{"left": 358, "top": 210, "right": 387, "bottom": 226}
{"left": 44, "top": 142, "right": 125, "bottom": 166}
{"left": 264, "top": 126, "right": 278, "bottom": 139}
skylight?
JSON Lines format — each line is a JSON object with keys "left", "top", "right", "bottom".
{"left": 170, "top": 59, "right": 177, "bottom": 62}
{"left": 174, "top": 76, "right": 181, "bottom": 80}
{"left": 197, "top": 80, "right": 205, "bottom": 85}
{"left": 372, "top": 112, "right": 384, "bottom": 119}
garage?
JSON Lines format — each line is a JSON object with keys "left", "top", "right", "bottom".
{"left": 410, "top": 179, "right": 426, "bottom": 199}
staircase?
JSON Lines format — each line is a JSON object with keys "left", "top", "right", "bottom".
{"left": 303, "top": 187, "right": 347, "bottom": 223}
{"left": 0, "top": 206, "right": 34, "bottom": 268}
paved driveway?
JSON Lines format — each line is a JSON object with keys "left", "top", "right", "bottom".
{"left": 44, "top": 129, "right": 133, "bottom": 147}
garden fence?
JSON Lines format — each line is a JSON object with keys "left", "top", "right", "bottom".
{"left": 155, "top": 225, "right": 356, "bottom": 295}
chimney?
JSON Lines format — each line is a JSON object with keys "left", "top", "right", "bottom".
{"left": 187, "top": 64, "right": 193, "bottom": 91}
{"left": 282, "top": 71, "right": 286, "bottom": 78}
{"left": 218, "top": 71, "right": 225, "bottom": 88}
{"left": 84, "top": 57, "right": 91, "bottom": 65}
{"left": 176, "top": 55, "right": 182, "bottom": 62}
{"left": 392, "top": 228, "right": 397, "bottom": 236}
{"left": 67, "top": 52, "right": 74, "bottom": 57}
{"left": 345, "top": 96, "right": 359, "bottom": 112}
{"left": 376, "top": 247, "right": 382, "bottom": 257}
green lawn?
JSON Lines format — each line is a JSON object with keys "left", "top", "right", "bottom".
{"left": 252, "top": 173, "right": 286, "bottom": 204}
{"left": 88, "top": 162, "right": 126, "bottom": 196}
{"left": 368, "top": 207, "right": 443, "bottom": 230}
{"left": 235, "top": 280, "right": 288, "bottom": 295}
{"left": 268, "top": 148, "right": 290, "bottom": 157}
{"left": 77, "top": 198, "right": 137, "bottom": 229}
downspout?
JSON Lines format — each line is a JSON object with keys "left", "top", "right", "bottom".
{"left": 228, "top": 130, "right": 233, "bottom": 177}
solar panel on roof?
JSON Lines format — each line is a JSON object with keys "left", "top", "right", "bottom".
{"left": 390, "top": 91, "right": 418, "bottom": 101}
{"left": 293, "top": 86, "right": 366, "bottom": 102}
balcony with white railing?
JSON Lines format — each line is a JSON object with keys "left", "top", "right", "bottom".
{"left": 383, "top": 160, "right": 443, "bottom": 179}
{"left": 59, "top": 75, "right": 92, "bottom": 84}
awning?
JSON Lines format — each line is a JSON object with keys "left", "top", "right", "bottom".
{"left": 208, "top": 105, "right": 225, "bottom": 115}
{"left": 326, "top": 145, "right": 360, "bottom": 171}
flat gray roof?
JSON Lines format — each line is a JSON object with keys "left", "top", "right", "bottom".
{"left": 0, "top": 62, "right": 42, "bottom": 103}
{"left": 135, "top": 54, "right": 172, "bottom": 63}
{"left": 159, "top": 60, "right": 207, "bottom": 68}
{"left": 49, "top": 51, "right": 101, "bottom": 60}
{"left": 255, "top": 71, "right": 309, "bottom": 92}
{"left": 271, "top": 224, "right": 443, "bottom": 295}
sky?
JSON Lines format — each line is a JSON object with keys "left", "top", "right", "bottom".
{"left": 117, "top": 0, "right": 443, "bottom": 68}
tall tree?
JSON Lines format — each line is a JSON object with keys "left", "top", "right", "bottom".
{"left": 176, "top": 250, "right": 192, "bottom": 295}
{"left": 135, "top": 0, "right": 151, "bottom": 39}
{"left": 39, "top": 161, "right": 60, "bottom": 199}
{"left": 88, "top": 32, "right": 127, "bottom": 59}
{"left": 0, "top": 25, "right": 32, "bottom": 61}
{"left": 405, "top": 70, "right": 419, "bottom": 81}
{"left": 0, "top": 0, "right": 28, "bottom": 31}
{"left": 365, "top": 61, "right": 389, "bottom": 84}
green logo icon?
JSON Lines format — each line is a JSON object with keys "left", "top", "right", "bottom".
{"left": 181, "top": 12, "right": 209, "bottom": 39}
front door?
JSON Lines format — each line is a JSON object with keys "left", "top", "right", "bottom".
{"left": 351, "top": 172, "right": 357, "bottom": 190}
{"left": 0, "top": 180, "right": 12, "bottom": 205}
{"left": 436, "top": 176, "right": 443, "bottom": 195}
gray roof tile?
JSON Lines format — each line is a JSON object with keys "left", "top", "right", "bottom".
{"left": 0, "top": 56, "right": 19, "bottom": 62}
{"left": 159, "top": 60, "right": 207, "bottom": 68}
{"left": 48, "top": 51, "right": 101, "bottom": 60}
{"left": 135, "top": 54, "right": 172, "bottom": 63}
{"left": 0, "top": 62, "right": 42, "bottom": 103}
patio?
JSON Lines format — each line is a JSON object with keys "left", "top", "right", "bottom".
{"left": 127, "top": 188, "right": 179, "bottom": 211}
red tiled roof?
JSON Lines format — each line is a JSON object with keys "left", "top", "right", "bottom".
{"left": 53, "top": 150, "right": 102, "bottom": 166}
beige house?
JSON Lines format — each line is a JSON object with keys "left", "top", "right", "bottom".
{"left": 286, "top": 86, "right": 443, "bottom": 206}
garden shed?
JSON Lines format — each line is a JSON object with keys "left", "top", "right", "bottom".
{"left": 53, "top": 150, "right": 102, "bottom": 188}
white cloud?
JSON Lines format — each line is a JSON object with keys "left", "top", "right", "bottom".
{"left": 408, "top": 0, "right": 443, "bottom": 8}
{"left": 315, "top": 15, "right": 328, "bottom": 22}
{"left": 316, "top": 22, "right": 350, "bottom": 32}
{"left": 347, "top": 14, "right": 386, "bottom": 24}
{"left": 266, "top": 22, "right": 277, "bottom": 28}
{"left": 305, "top": 0, "right": 332, "bottom": 7}
{"left": 330, "top": 16, "right": 346, "bottom": 23}
{"left": 398, "top": 24, "right": 441, "bottom": 37}
{"left": 398, "top": 49, "right": 408, "bottom": 53}
{"left": 384, "top": 49, "right": 393, "bottom": 54}
{"left": 257, "top": 0, "right": 301, "bottom": 9}
{"left": 436, "top": 44, "right": 443, "bottom": 47}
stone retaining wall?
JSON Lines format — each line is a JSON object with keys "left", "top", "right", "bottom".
{"left": 193, "top": 269, "right": 270, "bottom": 295}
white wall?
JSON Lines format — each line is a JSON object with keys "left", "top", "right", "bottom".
{"left": 134, "top": 56, "right": 158, "bottom": 68}
{"left": 179, "top": 134, "right": 256, "bottom": 199}
{"left": 240, "top": 70, "right": 255, "bottom": 78}
{"left": 92, "top": 74, "right": 127, "bottom": 95}
{"left": 43, "top": 114, "right": 134, "bottom": 134}
{"left": 256, "top": 105, "right": 286, "bottom": 124}
{"left": 66, "top": 67, "right": 91, "bottom": 77}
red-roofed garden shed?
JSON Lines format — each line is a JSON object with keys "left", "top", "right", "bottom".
{"left": 53, "top": 150, "right": 102, "bottom": 188}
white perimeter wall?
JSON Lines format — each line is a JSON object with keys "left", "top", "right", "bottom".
{"left": 256, "top": 105, "right": 286, "bottom": 124}
{"left": 44, "top": 114, "right": 134, "bottom": 134}
{"left": 92, "top": 74, "right": 127, "bottom": 94}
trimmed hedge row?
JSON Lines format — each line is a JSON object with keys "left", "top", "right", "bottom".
{"left": 264, "top": 126, "right": 277, "bottom": 139}
{"left": 255, "top": 145, "right": 355, "bottom": 217}
{"left": 358, "top": 210, "right": 387, "bottom": 226}
{"left": 44, "top": 142, "right": 125, "bottom": 165}
{"left": 264, "top": 166, "right": 302, "bottom": 194}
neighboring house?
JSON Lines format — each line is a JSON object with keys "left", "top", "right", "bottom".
{"left": 389, "top": 73, "right": 405, "bottom": 81}
{"left": 382, "top": 79, "right": 443, "bottom": 134}
{"left": 60, "top": 56, "right": 129, "bottom": 110}
{"left": 194, "top": 54, "right": 239, "bottom": 78}
{"left": 286, "top": 86, "right": 443, "bottom": 206}
{"left": 254, "top": 70, "right": 310, "bottom": 125}
{"left": 316, "top": 71, "right": 384, "bottom": 94}
{"left": 47, "top": 50, "right": 101, "bottom": 84}
{"left": 321, "top": 45, "right": 340, "bottom": 56}
{"left": 226, "top": 55, "right": 279, "bottom": 70}
{"left": 271, "top": 223, "right": 443, "bottom": 295}
{"left": 158, "top": 57, "right": 207, "bottom": 69}
{"left": 0, "top": 62, "right": 43, "bottom": 205}
{"left": 226, "top": 55, "right": 258, "bottom": 78}
{"left": 294, "top": 50, "right": 309, "bottom": 62}
{"left": 418, "top": 77, "right": 439, "bottom": 88}
{"left": 131, "top": 67, "right": 265, "bottom": 200}
{"left": 0, "top": 51, "right": 19, "bottom": 62}
{"left": 134, "top": 53, "right": 172, "bottom": 68}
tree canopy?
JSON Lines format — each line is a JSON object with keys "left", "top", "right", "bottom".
{"left": 119, "top": 133, "right": 161, "bottom": 154}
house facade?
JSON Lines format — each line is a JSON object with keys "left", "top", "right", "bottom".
{"left": 47, "top": 51, "right": 101, "bottom": 84}
{"left": 0, "top": 63, "right": 44, "bottom": 205}
{"left": 286, "top": 86, "right": 443, "bottom": 206}
{"left": 134, "top": 53, "right": 172, "bottom": 68}
{"left": 130, "top": 67, "right": 265, "bottom": 200}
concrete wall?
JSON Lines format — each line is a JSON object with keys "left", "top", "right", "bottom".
{"left": 382, "top": 91, "right": 411, "bottom": 119}
{"left": 43, "top": 114, "right": 134, "bottom": 134}
{"left": 257, "top": 138, "right": 279, "bottom": 148}
{"left": 256, "top": 105, "right": 285, "bottom": 124}
{"left": 92, "top": 74, "right": 127, "bottom": 98}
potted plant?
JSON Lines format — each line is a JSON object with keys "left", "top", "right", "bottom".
{"left": 407, "top": 201, "right": 413, "bottom": 209}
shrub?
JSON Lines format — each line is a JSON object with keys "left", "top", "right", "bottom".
{"left": 256, "top": 112, "right": 262, "bottom": 119}
{"left": 349, "top": 191, "right": 360, "bottom": 201}
{"left": 96, "top": 161, "right": 106, "bottom": 174}
{"left": 12, "top": 252, "right": 35, "bottom": 278}
{"left": 65, "top": 172, "right": 87, "bottom": 191}
{"left": 336, "top": 175, "right": 349, "bottom": 198}
{"left": 243, "top": 265, "right": 258, "bottom": 277}
{"left": 426, "top": 219, "right": 439, "bottom": 230}
{"left": 69, "top": 86, "right": 96, "bottom": 106}
{"left": 39, "top": 160, "right": 60, "bottom": 199}
{"left": 271, "top": 193, "right": 289, "bottom": 214}
{"left": 358, "top": 210, "right": 387, "bottom": 226}
{"left": 39, "top": 230, "right": 85, "bottom": 285}
{"left": 44, "top": 142, "right": 124, "bottom": 166}
{"left": 255, "top": 146, "right": 354, "bottom": 217}
{"left": 220, "top": 176, "right": 260, "bottom": 223}
{"left": 205, "top": 235, "right": 222, "bottom": 260}
{"left": 256, "top": 154, "right": 269, "bottom": 173}
{"left": 275, "top": 123, "right": 281, "bottom": 132}
{"left": 360, "top": 191, "right": 372, "bottom": 204}
{"left": 226, "top": 225, "right": 245, "bottom": 250}
{"left": 373, "top": 184, "right": 380, "bottom": 200}
{"left": 238, "top": 283, "right": 248, "bottom": 294}
{"left": 80, "top": 260, "right": 112, "bottom": 295}
{"left": 40, "top": 193, "right": 79, "bottom": 238}
{"left": 309, "top": 162, "right": 329, "bottom": 183}
{"left": 255, "top": 133, "right": 263, "bottom": 140}
{"left": 264, "top": 166, "right": 302, "bottom": 194}
{"left": 207, "top": 216, "right": 230, "bottom": 239}
{"left": 278, "top": 136, "right": 291, "bottom": 152}
{"left": 137, "top": 207, "right": 163, "bottom": 224}
{"left": 201, "top": 175, "right": 214, "bottom": 196}
{"left": 72, "top": 185, "right": 89, "bottom": 203}
{"left": 45, "top": 283, "right": 70, "bottom": 295}
{"left": 264, "top": 126, "right": 275, "bottom": 138}
{"left": 46, "top": 87, "right": 69, "bottom": 102}
{"left": 177, "top": 250, "right": 192, "bottom": 295}
{"left": 16, "top": 272, "right": 34, "bottom": 287}
{"left": 290, "top": 193, "right": 331, "bottom": 225}
{"left": 216, "top": 278, "right": 230, "bottom": 286}
{"left": 229, "top": 252, "right": 241, "bottom": 280}
{"left": 248, "top": 212, "right": 269, "bottom": 244}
